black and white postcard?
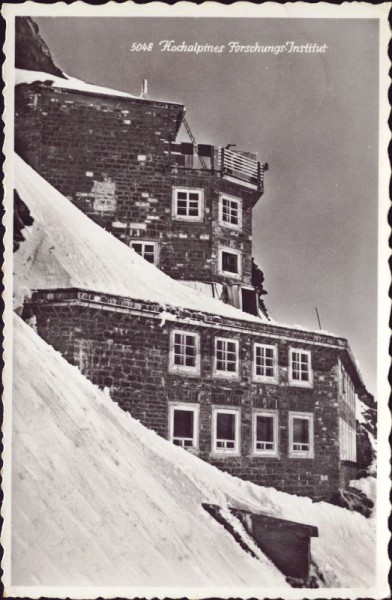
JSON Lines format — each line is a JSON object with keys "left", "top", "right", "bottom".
{"left": 1, "top": 2, "right": 390, "bottom": 598}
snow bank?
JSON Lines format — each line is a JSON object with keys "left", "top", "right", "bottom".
{"left": 356, "top": 397, "right": 368, "bottom": 425}
{"left": 350, "top": 476, "right": 377, "bottom": 506}
{"left": 13, "top": 154, "right": 266, "bottom": 324}
{"left": 12, "top": 314, "right": 286, "bottom": 588}
{"left": 12, "top": 315, "right": 376, "bottom": 589}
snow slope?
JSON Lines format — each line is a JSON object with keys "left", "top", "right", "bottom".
{"left": 12, "top": 315, "right": 286, "bottom": 588}
{"left": 13, "top": 154, "right": 267, "bottom": 325}
{"left": 12, "top": 315, "right": 376, "bottom": 589}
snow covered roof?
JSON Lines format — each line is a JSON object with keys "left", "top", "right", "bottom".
{"left": 10, "top": 313, "right": 376, "bottom": 589}
{"left": 15, "top": 68, "right": 181, "bottom": 105}
{"left": 13, "top": 154, "right": 268, "bottom": 324}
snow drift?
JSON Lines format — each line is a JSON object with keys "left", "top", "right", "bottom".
{"left": 12, "top": 315, "right": 376, "bottom": 589}
{"left": 11, "top": 314, "right": 286, "bottom": 588}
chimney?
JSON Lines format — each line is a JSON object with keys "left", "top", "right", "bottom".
{"left": 140, "top": 79, "right": 149, "bottom": 99}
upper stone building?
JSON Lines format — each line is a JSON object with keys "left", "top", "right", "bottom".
{"left": 15, "top": 69, "right": 267, "bottom": 316}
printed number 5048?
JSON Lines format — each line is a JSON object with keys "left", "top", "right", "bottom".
{"left": 130, "top": 43, "right": 154, "bottom": 52}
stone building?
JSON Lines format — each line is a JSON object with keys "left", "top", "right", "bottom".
{"left": 15, "top": 71, "right": 364, "bottom": 500}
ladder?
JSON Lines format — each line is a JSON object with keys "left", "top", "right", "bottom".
{"left": 182, "top": 117, "right": 208, "bottom": 169}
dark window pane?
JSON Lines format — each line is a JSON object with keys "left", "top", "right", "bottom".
{"left": 257, "top": 416, "right": 274, "bottom": 442}
{"left": 132, "top": 243, "right": 142, "bottom": 253}
{"left": 173, "top": 410, "right": 194, "bottom": 438}
{"left": 217, "top": 413, "right": 235, "bottom": 440}
{"left": 222, "top": 252, "right": 239, "bottom": 273}
{"left": 293, "top": 418, "right": 309, "bottom": 444}
{"left": 177, "top": 192, "right": 187, "bottom": 200}
{"left": 189, "top": 193, "right": 199, "bottom": 200}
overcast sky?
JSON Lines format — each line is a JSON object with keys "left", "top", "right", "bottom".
{"left": 35, "top": 17, "right": 379, "bottom": 394}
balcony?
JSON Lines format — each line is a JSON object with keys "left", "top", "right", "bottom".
{"left": 166, "top": 142, "right": 266, "bottom": 192}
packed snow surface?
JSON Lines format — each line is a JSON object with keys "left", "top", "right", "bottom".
{"left": 11, "top": 315, "right": 286, "bottom": 588}
{"left": 12, "top": 315, "right": 376, "bottom": 589}
{"left": 13, "top": 154, "right": 266, "bottom": 324}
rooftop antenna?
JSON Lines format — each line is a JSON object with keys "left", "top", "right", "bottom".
{"left": 140, "top": 79, "right": 149, "bottom": 99}
{"left": 315, "top": 307, "right": 322, "bottom": 330}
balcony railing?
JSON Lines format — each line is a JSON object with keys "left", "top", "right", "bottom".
{"left": 166, "top": 142, "right": 265, "bottom": 191}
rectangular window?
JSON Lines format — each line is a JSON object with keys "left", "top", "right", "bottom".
{"left": 130, "top": 241, "right": 157, "bottom": 265}
{"left": 253, "top": 411, "right": 278, "bottom": 456}
{"left": 212, "top": 407, "right": 240, "bottom": 454}
{"left": 172, "top": 187, "right": 204, "bottom": 221}
{"left": 219, "top": 194, "right": 242, "bottom": 230}
{"left": 214, "top": 337, "right": 239, "bottom": 378}
{"left": 289, "top": 412, "right": 314, "bottom": 458}
{"left": 169, "top": 403, "right": 199, "bottom": 449}
{"left": 289, "top": 348, "right": 313, "bottom": 387}
{"left": 253, "top": 344, "right": 278, "bottom": 383}
{"left": 218, "top": 247, "right": 242, "bottom": 279}
{"left": 169, "top": 331, "right": 200, "bottom": 375}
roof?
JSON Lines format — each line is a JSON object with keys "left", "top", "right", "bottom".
{"left": 15, "top": 68, "right": 183, "bottom": 107}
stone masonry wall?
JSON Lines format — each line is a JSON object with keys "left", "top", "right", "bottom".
{"left": 15, "top": 84, "right": 258, "bottom": 285}
{"left": 28, "top": 300, "right": 345, "bottom": 500}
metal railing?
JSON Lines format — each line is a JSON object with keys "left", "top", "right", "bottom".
{"left": 218, "top": 148, "right": 262, "bottom": 189}
{"left": 168, "top": 142, "right": 265, "bottom": 191}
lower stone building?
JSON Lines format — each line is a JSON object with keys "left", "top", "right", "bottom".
{"left": 23, "top": 286, "right": 360, "bottom": 501}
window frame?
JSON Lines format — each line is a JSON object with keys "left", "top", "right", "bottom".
{"left": 168, "top": 402, "right": 200, "bottom": 450}
{"left": 218, "top": 246, "right": 243, "bottom": 280}
{"left": 288, "top": 412, "right": 314, "bottom": 459}
{"left": 211, "top": 406, "right": 241, "bottom": 455}
{"left": 169, "top": 330, "right": 201, "bottom": 376}
{"left": 172, "top": 186, "right": 205, "bottom": 222}
{"left": 253, "top": 343, "right": 278, "bottom": 384}
{"left": 130, "top": 240, "right": 158, "bottom": 265}
{"left": 218, "top": 193, "right": 243, "bottom": 231}
{"left": 288, "top": 347, "right": 313, "bottom": 388}
{"left": 213, "top": 337, "right": 240, "bottom": 379}
{"left": 252, "top": 410, "right": 279, "bottom": 457}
